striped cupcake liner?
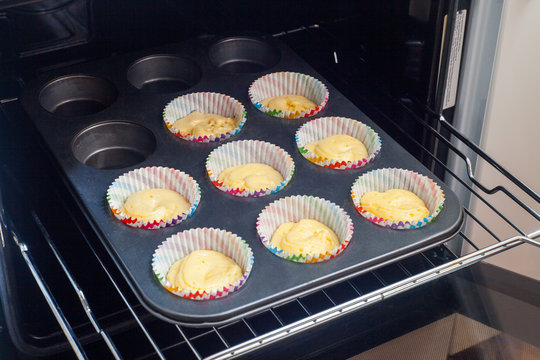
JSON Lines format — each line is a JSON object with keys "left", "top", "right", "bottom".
{"left": 256, "top": 195, "right": 354, "bottom": 263}
{"left": 296, "top": 116, "right": 382, "bottom": 170}
{"left": 248, "top": 72, "right": 329, "bottom": 119}
{"left": 163, "top": 92, "right": 247, "bottom": 143}
{"left": 350, "top": 168, "right": 445, "bottom": 230}
{"left": 106, "top": 166, "right": 201, "bottom": 229}
{"left": 206, "top": 140, "right": 295, "bottom": 197}
{"left": 152, "top": 228, "right": 254, "bottom": 300}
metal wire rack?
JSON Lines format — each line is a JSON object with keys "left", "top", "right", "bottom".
{"left": 1, "top": 27, "right": 539, "bottom": 360}
{"left": 3, "top": 99, "right": 538, "bottom": 359}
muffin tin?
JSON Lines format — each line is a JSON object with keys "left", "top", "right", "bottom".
{"left": 39, "top": 75, "right": 118, "bottom": 117}
{"left": 126, "top": 55, "right": 202, "bottom": 93}
{"left": 20, "top": 35, "right": 463, "bottom": 326}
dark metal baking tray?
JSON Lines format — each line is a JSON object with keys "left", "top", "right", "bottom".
{"left": 20, "top": 35, "right": 463, "bottom": 326}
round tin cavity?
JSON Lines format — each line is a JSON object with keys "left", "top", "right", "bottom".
{"left": 72, "top": 121, "right": 156, "bottom": 169}
{"left": 127, "top": 55, "right": 201, "bottom": 93}
{"left": 209, "top": 37, "right": 280, "bottom": 73}
{"left": 39, "top": 75, "right": 118, "bottom": 117}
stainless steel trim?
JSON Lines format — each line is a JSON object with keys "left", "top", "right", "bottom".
{"left": 446, "top": 0, "right": 505, "bottom": 209}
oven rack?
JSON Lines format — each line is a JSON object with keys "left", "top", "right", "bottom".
{"left": 2, "top": 93, "right": 538, "bottom": 359}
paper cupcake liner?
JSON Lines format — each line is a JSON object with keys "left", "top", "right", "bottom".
{"left": 248, "top": 72, "right": 329, "bottom": 119}
{"left": 350, "top": 168, "right": 445, "bottom": 230}
{"left": 206, "top": 140, "right": 295, "bottom": 197}
{"left": 152, "top": 228, "right": 254, "bottom": 300}
{"left": 106, "top": 166, "right": 201, "bottom": 229}
{"left": 256, "top": 195, "right": 354, "bottom": 263}
{"left": 296, "top": 116, "right": 382, "bottom": 170}
{"left": 163, "top": 92, "right": 247, "bottom": 143}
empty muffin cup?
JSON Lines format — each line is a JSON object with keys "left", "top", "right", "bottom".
{"left": 163, "top": 92, "right": 247, "bottom": 143}
{"left": 206, "top": 140, "right": 295, "bottom": 197}
{"left": 72, "top": 121, "right": 156, "bottom": 169}
{"left": 127, "top": 55, "right": 201, "bottom": 93}
{"left": 256, "top": 195, "right": 354, "bottom": 263}
{"left": 152, "top": 227, "right": 254, "bottom": 300}
{"left": 351, "top": 168, "right": 445, "bottom": 230}
{"left": 209, "top": 37, "right": 280, "bottom": 73}
{"left": 107, "top": 166, "right": 201, "bottom": 229}
{"left": 248, "top": 72, "right": 329, "bottom": 119}
{"left": 39, "top": 75, "right": 118, "bottom": 117}
{"left": 296, "top": 116, "right": 382, "bottom": 170}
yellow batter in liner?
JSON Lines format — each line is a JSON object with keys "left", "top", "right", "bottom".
{"left": 172, "top": 111, "right": 236, "bottom": 137}
{"left": 305, "top": 134, "right": 368, "bottom": 162}
{"left": 166, "top": 250, "right": 243, "bottom": 291}
{"left": 271, "top": 219, "right": 340, "bottom": 256}
{"left": 217, "top": 163, "right": 284, "bottom": 191}
{"left": 261, "top": 94, "right": 316, "bottom": 113}
{"left": 360, "top": 189, "right": 430, "bottom": 222}
{"left": 122, "top": 188, "right": 190, "bottom": 222}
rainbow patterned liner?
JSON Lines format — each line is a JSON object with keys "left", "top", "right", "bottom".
{"left": 152, "top": 228, "right": 254, "bottom": 300}
{"left": 163, "top": 92, "right": 247, "bottom": 143}
{"left": 256, "top": 195, "right": 354, "bottom": 263}
{"left": 350, "top": 168, "right": 445, "bottom": 230}
{"left": 296, "top": 116, "right": 382, "bottom": 170}
{"left": 248, "top": 72, "right": 329, "bottom": 119}
{"left": 106, "top": 166, "right": 201, "bottom": 229}
{"left": 206, "top": 140, "right": 295, "bottom": 197}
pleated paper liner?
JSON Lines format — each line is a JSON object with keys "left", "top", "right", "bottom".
{"left": 295, "top": 116, "right": 382, "bottom": 170}
{"left": 350, "top": 168, "right": 445, "bottom": 230}
{"left": 107, "top": 166, "right": 201, "bottom": 229}
{"left": 152, "top": 228, "right": 254, "bottom": 300}
{"left": 206, "top": 139, "right": 295, "bottom": 197}
{"left": 163, "top": 92, "right": 247, "bottom": 143}
{"left": 248, "top": 72, "right": 329, "bottom": 119}
{"left": 256, "top": 195, "right": 354, "bottom": 263}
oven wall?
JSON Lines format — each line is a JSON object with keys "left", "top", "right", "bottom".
{"left": 462, "top": 0, "right": 540, "bottom": 279}
{"left": 1, "top": 0, "right": 456, "bottom": 181}
{"left": 1, "top": 1, "right": 446, "bottom": 107}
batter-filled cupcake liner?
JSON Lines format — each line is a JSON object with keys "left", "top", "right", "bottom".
{"left": 152, "top": 228, "right": 254, "bottom": 300}
{"left": 163, "top": 92, "right": 247, "bottom": 143}
{"left": 256, "top": 195, "right": 354, "bottom": 263}
{"left": 350, "top": 168, "right": 445, "bottom": 230}
{"left": 206, "top": 140, "right": 295, "bottom": 197}
{"left": 296, "top": 116, "right": 382, "bottom": 170}
{"left": 107, "top": 166, "right": 201, "bottom": 229}
{"left": 248, "top": 72, "right": 329, "bottom": 119}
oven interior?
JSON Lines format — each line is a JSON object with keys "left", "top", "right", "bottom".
{"left": 1, "top": 0, "right": 539, "bottom": 359}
